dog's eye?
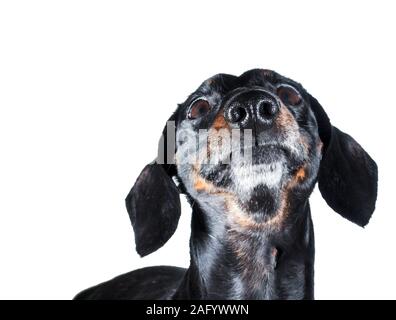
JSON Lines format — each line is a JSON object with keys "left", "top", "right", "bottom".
{"left": 277, "top": 85, "right": 302, "bottom": 106}
{"left": 188, "top": 99, "right": 211, "bottom": 119}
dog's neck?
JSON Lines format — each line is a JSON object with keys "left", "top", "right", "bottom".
{"left": 173, "top": 193, "right": 314, "bottom": 300}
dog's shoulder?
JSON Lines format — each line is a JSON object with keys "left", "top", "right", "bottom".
{"left": 74, "top": 266, "right": 186, "bottom": 300}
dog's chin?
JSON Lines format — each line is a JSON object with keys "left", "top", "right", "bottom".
{"left": 196, "top": 144, "right": 303, "bottom": 193}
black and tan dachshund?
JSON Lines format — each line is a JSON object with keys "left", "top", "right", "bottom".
{"left": 75, "top": 69, "right": 378, "bottom": 300}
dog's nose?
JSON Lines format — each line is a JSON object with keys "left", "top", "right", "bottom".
{"left": 224, "top": 89, "right": 280, "bottom": 128}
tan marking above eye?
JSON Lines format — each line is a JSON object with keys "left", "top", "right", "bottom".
{"left": 275, "top": 105, "right": 297, "bottom": 129}
{"left": 277, "top": 85, "right": 302, "bottom": 106}
{"left": 212, "top": 112, "right": 229, "bottom": 130}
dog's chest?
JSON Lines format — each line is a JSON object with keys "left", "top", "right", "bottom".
{"left": 225, "top": 228, "right": 279, "bottom": 299}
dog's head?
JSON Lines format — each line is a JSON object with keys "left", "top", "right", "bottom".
{"left": 126, "top": 69, "right": 378, "bottom": 257}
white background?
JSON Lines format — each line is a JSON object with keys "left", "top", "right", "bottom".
{"left": 0, "top": 0, "right": 395, "bottom": 299}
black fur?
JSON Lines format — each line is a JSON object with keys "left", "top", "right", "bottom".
{"left": 317, "top": 127, "right": 377, "bottom": 226}
{"left": 125, "top": 164, "right": 181, "bottom": 257}
{"left": 75, "top": 69, "right": 378, "bottom": 300}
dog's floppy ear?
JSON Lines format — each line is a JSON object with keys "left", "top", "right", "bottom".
{"left": 125, "top": 114, "right": 180, "bottom": 257}
{"left": 309, "top": 95, "right": 378, "bottom": 227}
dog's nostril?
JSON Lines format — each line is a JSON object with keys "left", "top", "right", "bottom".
{"left": 258, "top": 101, "right": 279, "bottom": 120}
{"left": 229, "top": 106, "right": 247, "bottom": 123}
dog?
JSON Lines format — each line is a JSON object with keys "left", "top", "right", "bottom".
{"left": 75, "top": 69, "right": 378, "bottom": 300}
